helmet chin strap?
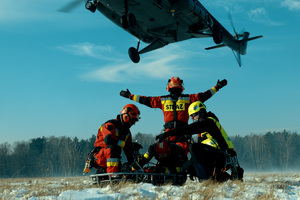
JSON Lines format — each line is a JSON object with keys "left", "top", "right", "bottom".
{"left": 170, "top": 93, "right": 178, "bottom": 101}
{"left": 170, "top": 88, "right": 182, "bottom": 100}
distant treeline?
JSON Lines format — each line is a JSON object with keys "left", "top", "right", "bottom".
{"left": 0, "top": 130, "right": 299, "bottom": 178}
{"left": 231, "top": 130, "right": 300, "bottom": 171}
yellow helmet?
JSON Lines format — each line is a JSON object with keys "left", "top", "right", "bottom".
{"left": 188, "top": 101, "right": 206, "bottom": 116}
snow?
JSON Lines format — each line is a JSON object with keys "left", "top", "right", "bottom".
{"left": 1, "top": 172, "right": 300, "bottom": 200}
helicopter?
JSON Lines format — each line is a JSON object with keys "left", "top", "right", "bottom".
{"left": 59, "top": 0, "right": 263, "bottom": 66}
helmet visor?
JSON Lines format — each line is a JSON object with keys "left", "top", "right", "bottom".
{"left": 169, "top": 82, "right": 181, "bottom": 88}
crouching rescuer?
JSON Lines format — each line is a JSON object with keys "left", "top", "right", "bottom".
{"left": 83, "top": 104, "right": 141, "bottom": 176}
{"left": 156, "top": 101, "right": 244, "bottom": 182}
{"left": 131, "top": 139, "right": 188, "bottom": 179}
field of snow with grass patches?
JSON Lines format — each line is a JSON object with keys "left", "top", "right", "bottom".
{"left": 1, "top": 172, "right": 299, "bottom": 200}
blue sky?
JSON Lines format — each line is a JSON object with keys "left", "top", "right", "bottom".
{"left": 1, "top": 0, "right": 299, "bottom": 145}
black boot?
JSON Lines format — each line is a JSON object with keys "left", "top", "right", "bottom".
{"left": 214, "top": 171, "right": 231, "bottom": 183}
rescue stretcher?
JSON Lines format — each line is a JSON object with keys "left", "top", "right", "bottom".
{"left": 90, "top": 172, "right": 187, "bottom": 186}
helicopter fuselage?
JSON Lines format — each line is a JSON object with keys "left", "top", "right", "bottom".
{"left": 95, "top": 0, "right": 214, "bottom": 44}
{"left": 83, "top": 0, "right": 262, "bottom": 65}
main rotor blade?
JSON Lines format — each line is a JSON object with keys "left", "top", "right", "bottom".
{"left": 243, "top": 35, "right": 263, "bottom": 42}
{"left": 58, "top": 0, "right": 83, "bottom": 13}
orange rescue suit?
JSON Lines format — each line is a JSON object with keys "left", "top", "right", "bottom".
{"left": 93, "top": 116, "right": 133, "bottom": 173}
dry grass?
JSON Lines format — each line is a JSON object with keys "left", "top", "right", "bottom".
{"left": 0, "top": 176, "right": 94, "bottom": 199}
{"left": 1, "top": 172, "right": 299, "bottom": 199}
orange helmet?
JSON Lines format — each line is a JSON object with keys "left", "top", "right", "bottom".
{"left": 156, "top": 140, "right": 171, "bottom": 158}
{"left": 121, "top": 104, "right": 140, "bottom": 123}
{"left": 166, "top": 76, "right": 184, "bottom": 92}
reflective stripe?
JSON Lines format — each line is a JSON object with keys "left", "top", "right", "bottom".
{"left": 164, "top": 168, "right": 170, "bottom": 174}
{"left": 208, "top": 117, "right": 234, "bottom": 149}
{"left": 160, "top": 97, "right": 172, "bottom": 102}
{"left": 133, "top": 95, "right": 140, "bottom": 102}
{"left": 118, "top": 140, "right": 125, "bottom": 148}
{"left": 107, "top": 158, "right": 120, "bottom": 162}
{"left": 201, "top": 132, "right": 212, "bottom": 139}
{"left": 125, "top": 135, "right": 129, "bottom": 142}
{"left": 210, "top": 87, "right": 217, "bottom": 94}
{"left": 161, "top": 97, "right": 190, "bottom": 104}
{"left": 201, "top": 138, "right": 219, "bottom": 149}
{"left": 115, "top": 129, "right": 119, "bottom": 137}
{"left": 144, "top": 152, "right": 151, "bottom": 160}
{"left": 107, "top": 158, "right": 120, "bottom": 167}
{"left": 176, "top": 167, "right": 182, "bottom": 173}
{"left": 200, "top": 132, "right": 219, "bottom": 148}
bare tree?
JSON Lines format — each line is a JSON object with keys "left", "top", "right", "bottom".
{"left": 0, "top": 142, "right": 12, "bottom": 177}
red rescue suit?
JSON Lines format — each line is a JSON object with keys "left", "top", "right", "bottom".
{"left": 128, "top": 86, "right": 219, "bottom": 153}
{"left": 94, "top": 115, "right": 134, "bottom": 173}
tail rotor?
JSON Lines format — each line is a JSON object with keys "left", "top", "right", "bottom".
{"left": 227, "top": 11, "right": 244, "bottom": 66}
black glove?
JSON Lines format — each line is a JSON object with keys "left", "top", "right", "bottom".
{"left": 216, "top": 79, "right": 227, "bottom": 90}
{"left": 155, "top": 133, "right": 166, "bottom": 143}
{"left": 132, "top": 142, "right": 143, "bottom": 151}
{"left": 120, "top": 89, "right": 131, "bottom": 98}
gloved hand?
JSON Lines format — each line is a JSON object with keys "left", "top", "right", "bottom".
{"left": 132, "top": 142, "right": 143, "bottom": 151}
{"left": 83, "top": 160, "right": 92, "bottom": 174}
{"left": 216, "top": 79, "right": 227, "bottom": 90}
{"left": 120, "top": 89, "right": 131, "bottom": 98}
{"left": 155, "top": 132, "right": 166, "bottom": 143}
{"left": 89, "top": 148, "right": 100, "bottom": 167}
{"left": 131, "top": 155, "right": 146, "bottom": 171}
{"left": 226, "top": 149, "right": 237, "bottom": 156}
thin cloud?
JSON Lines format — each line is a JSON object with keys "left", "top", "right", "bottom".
{"left": 0, "top": 1, "right": 53, "bottom": 22}
{"left": 248, "top": 8, "right": 282, "bottom": 26}
{"left": 0, "top": 1, "right": 37, "bottom": 22}
{"left": 82, "top": 63, "right": 130, "bottom": 82}
{"left": 78, "top": 38, "right": 229, "bottom": 83}
{"left": 80, "top": 45, "right": 190, "bottom": 82}
{"left": 0, "top": 0, "right": 88, "bottom": 24}
{"left": 57, "top": 43, "right": 121, "bottom": 61}
{"left": 281, "top": 0, "right": 300, "bottom": 10}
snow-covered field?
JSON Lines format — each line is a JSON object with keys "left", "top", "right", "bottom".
{"left": 1, "top": 172, "right": 299, "bottom": 200}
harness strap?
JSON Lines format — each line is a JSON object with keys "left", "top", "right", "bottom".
{"left": 163, "top": 121, "right": 187, "bottom": 129}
